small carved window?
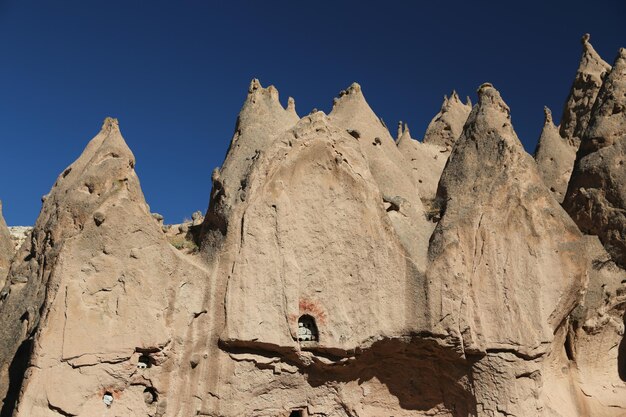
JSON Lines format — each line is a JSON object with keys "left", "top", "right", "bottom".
{"left": 297, "top": 315, "right": 318, "bottom": 342}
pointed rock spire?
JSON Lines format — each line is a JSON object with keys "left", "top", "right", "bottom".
{"left": 559, "top": 34, "right": 612, "bottom": 145}
{"left": 423, "top": 89, "right": 472, "bottom": 148}
{"left": 428, "top": 82, "right": 587, "bottom": 413}
{"left": 329, "top": 82, "right": 433, "bottom": 270}
{"left": 396, "top": 122, "right": 449, "bottom": 201}
{"left": 286, "top": 96, "right": 298, "bottom": 117}
{"left": 0, "top": 118, "right": 209, "bottom": 416}
{"left": 205, "top": 79, "right": 300, "bottom": 239}
{"left": 534, "top": 106, "right": 577, "bottom": 202}
{"left": 0, "top": 201, "right": 13, "bottom": 285}
{"left": 564, "top": 47, "right": 626, "bottom": 268}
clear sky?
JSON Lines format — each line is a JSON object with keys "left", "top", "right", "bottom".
{"left": 0, "top": 0, "right": 624, "bottom": 226}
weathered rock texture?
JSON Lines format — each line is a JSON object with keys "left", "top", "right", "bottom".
{"left": 428, "top": 83, "right": 589, "bottom": 416}
{"left": 0, "top": 118, "right": 211, "bottom": 416}
{"left": 423, "top": 91, "right": 472, "bottom": 149}
{"left": 560, "top": 34, "right": 612, "bottom": 146}
{"left": 564, "top": 48, "right": 626, "bottom": 269}
{"left": 533, "top": 107, "right": 577, "bottom": 202}
{"left": 396, "top": 123, "right": 448, "bottom": 204}
{"left": 0, "top": 202, "right": 13, "bottom": 285}
{"left": 0, "top": 37, "right": 625, "bottom": 417}
{"left": 535, "top": 34, "right": 610, "bottom": 202}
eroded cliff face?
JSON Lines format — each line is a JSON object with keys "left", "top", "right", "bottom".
{"left": 564, "top": 48, "right": 626, "bottom": 270}
{"left": 535, "top": 34, "right": 610, "bottom": 202}
{"left": 0, "top": 119, "right": 211, "bottom": 417}
{"left": 0, "top": 202, "right": 13, "bottom": 286}
{"left": 427, "top": 83, "right": 588, "bottom": 417}
{"left": 533, "top": 107, "right": 577, "bottom": 202}
{"left": 0, "top": 37, "right": 624, "bottom": 417}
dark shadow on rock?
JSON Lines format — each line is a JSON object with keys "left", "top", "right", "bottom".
{"left": 223, "top": 336, "right": 477, "bottom": 416}
{"left": 617, "top": 313, "right": 626, "bottom": 381}
{"left": 0, "top": 338, "right": 32, "bottom": 417}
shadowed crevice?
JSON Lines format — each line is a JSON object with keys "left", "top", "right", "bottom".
{"left": 0, "top": 338, "right": 32, "bottom": 417}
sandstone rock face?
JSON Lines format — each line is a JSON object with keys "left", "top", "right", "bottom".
{"left": 564, "top": 48, "right": 626, "bottom": 269}
{"left": 567, "top": 236, "right": 626, "bottom": 417}
{"left": 560, "top": 34, "right": 612, "bottom": 146}
{"left": 396, "top": 123, "right": 448, "bottom": 203}
{"left": 428, "top": 83, "right": 588, "bottom": 416}
{"left": 328, "top": 83, "right": 433, "bottom": 270}
{"left": 1, "top": 39, "right": 625, "bottom": 417}
{"left": 0, "top": 119, "right": 210, "bottom": 416}
{"left": 533, "top": 107, "right": 577, "bottom": 202}
{"left": 0, "top": 202, "right": 13, "bottom": 285}
{"left": 422, "top": 91, "right": 472, "bottom": 149}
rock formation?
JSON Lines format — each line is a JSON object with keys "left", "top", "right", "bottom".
{"left": 560, "top": 34, "right": 612, "bottom": 146}
{"left": 535, "top": 34, "right": 610, "bottom": 202}
{"left": 423, "top": 90, "right": 472, "bottom": 149}
{"left": 533, "top": 107, "right": 577, "bottom": 201}
{"left": 0, "top": 36, "right": 624, "bottom": 417}
{"left": 0, "top": 202, "right": 13, "bottom": 285}
{"left": 0, "top": 118, "right": 210, "bottom": 416}
{"left": 564, "top": 48, "right": 626, "bottom": 269}
{"left": 427, "top": 83, "right": 588, "bottom": 416}
{"left": 395, "top": 123, "right": 448, "bottom": 204}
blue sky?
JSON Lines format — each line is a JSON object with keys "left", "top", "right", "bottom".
{"left": 0, "top": 0, "right": 624, "bottom": 225}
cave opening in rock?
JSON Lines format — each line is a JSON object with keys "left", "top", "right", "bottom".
{"left": 143, "top": 387, "right": 158, "bottom": 404}
{"left": 138, "top": 354, "right": 152, "bottom": 369}
{"left": 297, "top": 315, "right": 318, "bottom": 342}
{"left": 289, "top": 409, "right": 304, "bottom": 417}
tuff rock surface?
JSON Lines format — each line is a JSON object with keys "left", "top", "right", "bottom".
{"left": 533, "top": 107, "right": 577, "bottom": 202}
{"left": 560, "top": 34, "right": 612, "bottom": 146}
{"left": 535, "top": 34, "right": 610, "bottom": 202}
{"left": 422, "top": 91, "right": 472, "bottom": 149}
{"left": 0, "top": 202, "right": 13, "bottom": 285}
{"left": 564, "top": 48, "right": 626, "bottom": 269}
{"left": 0, "top": 36, "right": 624, "bottom": 417}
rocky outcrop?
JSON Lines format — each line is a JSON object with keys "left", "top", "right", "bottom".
{"left": 560, "top": 34, "right": 612, "bottom": 146}
{"left": 7, "top": 227, "right": 31, "bottom": 253}
{"left": 396, "top": 123, "right": 448, "bottom": 204}
{"left": 533, "top": 107, "right": 577, "bottom": 202}
{"left": 427, "top": 83, "right": 588, "bottom": 416}
{"left": 0, "top": 118, "right": 210, "bottom": 416}
{"left": 0, "top": 37, "right": 625, "bottom": 417}
{"left": 567, "top": 236, "right": 626, "bottom": 416}
{"left": 0, "top": 202, "right": 13, "bottom": 286}
{"left": 564, "top": 48, "right": 626, "bottom": 269}
{"left": 328, "top": 83, "right": 433, "bottom": 270}
{"left": 422, "top": 91, "right": 472, "bottom": 149}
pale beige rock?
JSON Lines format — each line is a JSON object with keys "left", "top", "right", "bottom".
{"left": 565, "top": 236, "right": 626, "bottom": 417}
{"left": 0, "top": 202, "right": 13, "bottom": 285}
{"left": 7, "top": 227, "right": 31, "bottom": 253}
{"left": 564, "top": 48, "right": 626, "bottom": 269}
{"left": 560, "top": 34, "right": 612, "bottom": 146}
{"left": 533, "top": 107, "right": 577, "bottom": 202}
{"left": 422, "top": 91, "right": 472, "bottom": 148}
{"left": 396, "top": 123, "right": 449, "bottom": 204}
{"left": 328, "top": 83, "right": 433, "bottom": 270}
{"left": 427, "top": 83, "right": 588, "bottom": 416}
{"left": 0, "top": 118, "right": 211, "bottom": 417}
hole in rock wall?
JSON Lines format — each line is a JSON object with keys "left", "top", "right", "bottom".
{"left": 138, "top": 354, "right": 152, "bottom": 369}
{"left": 102, "top": 392, "right": 113, "bottom": 407}
{"left": 289, "top": 409, "right": 304, "bottom": 417}
{"left": 297, "top": 315, "right": 318, "bottom": 342}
